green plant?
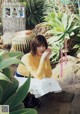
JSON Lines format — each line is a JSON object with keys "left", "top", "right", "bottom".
{"left": 45, "top": 0, "right": 58, "bottom": 13}
{"left": 69, "top": 14, "right": 80, "bottom": 54}
{"left": 73, "top": 43, "right": 80, "bottom": 54}
{"left": 47, "top": 36, "right": 61, "bottom": 63}
{"left": 45, "top": 11, "right": 79, "bottom": 42}
{"left": 25, "top": 0, "right": 47, "bottom": 29}
{"left": 0, "top": 50, "right": 38, "bottom": 114}
{"left": 45, "top": 10, "right": 79, "bottom": 62}
{"left": 0, "top": 50, "right": 23, "bottom": 80}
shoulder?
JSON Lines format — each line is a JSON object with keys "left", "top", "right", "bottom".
{"left": 21, "top": 52, "right": 33, "bottom": 60}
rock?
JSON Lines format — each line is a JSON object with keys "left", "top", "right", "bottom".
{"left": 33, "top": 23, "right": 53, "bottom": 39}
{"left": 50, "top": 91, "right": 74, "bottom": 103}
{"left": 71, "top": 89, "right": 80, "bottom": 114}
{"left": 52, "top": 55, "right": 80, "bottom": 85}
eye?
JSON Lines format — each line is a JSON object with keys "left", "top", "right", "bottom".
{"left": 42, "top": 45, "right": 46, "bottom": 48}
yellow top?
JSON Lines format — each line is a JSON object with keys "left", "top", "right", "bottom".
{"left": 17, "top": 52, "right": 52, "bottom": 80}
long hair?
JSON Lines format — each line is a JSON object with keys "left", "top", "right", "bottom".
{"left": 30, "top": 35, "right": 48, "bottom": 55}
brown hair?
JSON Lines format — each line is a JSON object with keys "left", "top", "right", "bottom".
{"left": 30, "top": 35, "right": 48, "bottom": 55}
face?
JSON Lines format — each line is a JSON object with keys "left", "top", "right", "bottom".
{"left": 36, "top": 45, "right": 46, "bottom": 56}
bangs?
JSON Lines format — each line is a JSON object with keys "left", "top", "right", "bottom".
{"left": 36, "top": 41, "right": 47, "bottom": 47}
{"left": 30, "top": 35, "right": 48, "bottom": 55}
{"left": 35, "top": 36, "right": 48, "bottom": 48}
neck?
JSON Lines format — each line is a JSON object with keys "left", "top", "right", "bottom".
{"left": 34, "top": 54, "right": 41, "bottom": 59}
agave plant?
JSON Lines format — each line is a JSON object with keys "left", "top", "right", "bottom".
{"left": 48, "top": 37, "right": 61, "bottom": 63}
{"left": 45, "top": 10, "right": 79, "bottom": 62}
{"left": 45, "top": 10, "right": 79, "bottom": 42}
{"left": 70, "top": 14, "right": 80, "bottom": 54}
{"left": 0, "top": 50, "right": 38, "bottom": 114}
{"left": 25, "top": 0, "right": 47, "bottom": 29}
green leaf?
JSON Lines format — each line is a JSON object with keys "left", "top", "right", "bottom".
{"left": 7, "top": 51, "right": 24, "bottom": 58}
{"left": 76, "top": 48, "right": 80, "bottom": 53}
{"left": 2, "top": 67, "right": 11, "bottom": 78}
{"left": 10, "top": 108, "right": 38, "bottom": 114}
{"left": 62, "top": 13, "right": 67, "bottom": 29}
{"left": 0, "top": 72, "right": 11, "bottom": 83}
{"left": 26, "top": 0, "right": 46, "bottom": 29}
{"left": 1, "top": 78, "right": 19, "bottom": 104}
{"left": 0, "top": 81, "right": 9, "bottom": 95}
{"left": 0, "top": 58, "right": 23, "bottom": 70}
{"left": 0, "top": 86, "right": 3, "bottom": 103}
{"left": 65, "top": 33, "right": 70, "bottom": 39}
{"left": 55, "top": 17, "right": 62, "bottom": 27}
{"left": 0, "top": 50, "right": 5, "bottom": 56}
{"left": 70, "top": 32, "right": 74, "bottom": 36}
{"left": 10, "top": 102, "right": 24, "bottom": 112}
{"left": 0, "top": 51, "right": 24, "bottom": 61}
{"left": 48, "top": 36, "right": 60, "bottom": 44}
{"left": 4, "top": 94, "right": 16, "bottom": 106}
{"left": 67, "top": 14, "right": 74, "bottom": 30}
{"left": 4, "top": 77, "right": 30, "bottom": 109}
{"left": 73, "top": 44, "right": 80, "bottom": 49}
{"left": 0, "top": 50, "right": 6, "bottom": 61}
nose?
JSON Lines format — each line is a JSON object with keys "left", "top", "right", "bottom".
{"left": 40, "top": 47, "right": 44, "bottom": 51}
{"left": 40, "top": 47, "right": 43, "bottom": 50}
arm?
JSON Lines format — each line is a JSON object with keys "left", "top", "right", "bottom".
{"left": 45, "top": 58, "right": 52, "bottom": 77}
{"left": 21, "top": 55, "right": 45, "bottom": 80}
{"left": 21, "top": 48, "right": 52, "bottom": 79}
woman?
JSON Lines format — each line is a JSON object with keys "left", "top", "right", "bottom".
{"left": 15, "top": 35, "right": 62, "bottom": 107}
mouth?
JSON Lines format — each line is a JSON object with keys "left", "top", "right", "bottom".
{"left": 40, "top": 51, "right": 44, "bottom": 53}
{"left": 39, "top": 51, "right": 44, "bottom": 54}
{"left": 37, "top": 51, "right": 45, "bottom": 56}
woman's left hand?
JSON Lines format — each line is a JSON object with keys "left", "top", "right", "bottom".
{"left": 42, "top": 48, "right": 52, "bottom": 60}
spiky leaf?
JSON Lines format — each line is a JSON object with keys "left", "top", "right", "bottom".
{"left": 0, "top": 72, "right": 11, "bottom": 82}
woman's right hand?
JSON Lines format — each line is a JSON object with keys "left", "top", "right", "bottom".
{"left": 41, "top": 48, "right": 52, "bottom": 60}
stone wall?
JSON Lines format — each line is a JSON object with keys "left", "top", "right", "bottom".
{"left": 2, "top": 2, "right": 26, "bottom": 33}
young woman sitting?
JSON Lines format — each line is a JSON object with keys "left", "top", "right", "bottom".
{"left": 15, "top": 35, "right": 62, "bottom": 108}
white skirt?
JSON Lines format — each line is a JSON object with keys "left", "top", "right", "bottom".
{"left": 15, "top": 76, "right": 62, "bottom": 98}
